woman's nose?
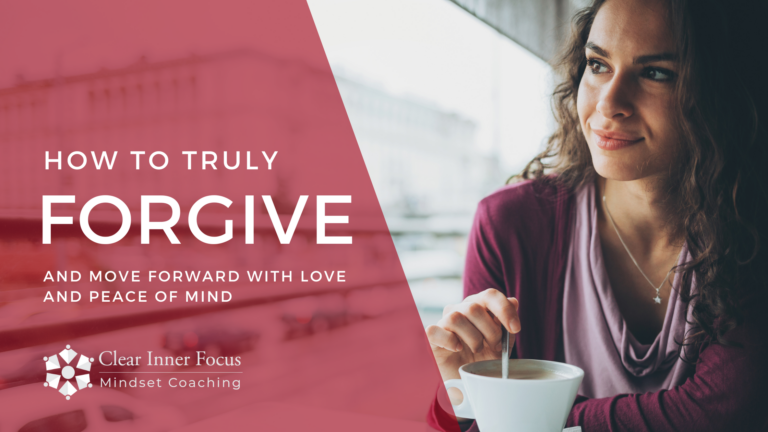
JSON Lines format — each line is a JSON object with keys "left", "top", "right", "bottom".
{"left": 596, "top": 74, "right": 634, "bottom": 119}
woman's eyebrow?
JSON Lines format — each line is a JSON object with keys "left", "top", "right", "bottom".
{"left": 633, "top": 53, "right": 677, "bottom": 64}
{"left": 585, "top": 42, "right": 609, "bottom": 58}
{"left": 586, "top": 41, "right": 677, "bottom": 64}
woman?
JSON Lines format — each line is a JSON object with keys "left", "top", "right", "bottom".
{"left": 427, "top": 0, "right": 768, "bottom": 430}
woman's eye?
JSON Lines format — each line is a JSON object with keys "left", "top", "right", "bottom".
{"left": 587, "top": 59, "right": 609, "bottom": 74}
{"left": 641, "top": 67, "right": 676, "bottom": 82}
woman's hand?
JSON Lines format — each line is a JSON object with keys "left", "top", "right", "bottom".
{"left": 426, "top": 288, "right": 520, "bottom": 383}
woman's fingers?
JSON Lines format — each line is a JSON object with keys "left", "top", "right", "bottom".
{"left": 431, "top": 289, "right": 520, "bottom": 355}
{"left": 467, "top": 289, "right": 521, "bottom": 334}
{"left": 453, "top": 301, "right": 502, "bottom": 351}
{"left": 426, "top": 324, "right": 462, "bottom": 352}
{"left": 437, "top": 311, "right": 486, "bottom": 353}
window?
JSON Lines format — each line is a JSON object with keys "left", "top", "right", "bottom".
{"left": 309, "top": 0, "right": 554, "bottom": 326}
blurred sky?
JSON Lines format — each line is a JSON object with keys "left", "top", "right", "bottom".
{"left": 307, "top": 0, "right": 555, "bottom": 172}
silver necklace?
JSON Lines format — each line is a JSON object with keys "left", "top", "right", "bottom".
{"left": 602, "top": 195, "right": 679, "bottom": 304}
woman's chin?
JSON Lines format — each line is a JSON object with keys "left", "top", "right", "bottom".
{"left": 592, "top": 161, "right": 648, "bottom": 182}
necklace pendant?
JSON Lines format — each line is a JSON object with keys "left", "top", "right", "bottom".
{"left": 653, "top": 295, "right": 662, "bottom": 304}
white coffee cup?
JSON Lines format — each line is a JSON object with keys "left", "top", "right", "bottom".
{"left": 444, "top": 359, "right": 584, "bottom": 432}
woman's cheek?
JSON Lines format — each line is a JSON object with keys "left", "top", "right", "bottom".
{"left": 576, "top": 79, "right": 594, "bottom": 137}
{"left": 643, "top": 98, "right": 678, "bottom": 157}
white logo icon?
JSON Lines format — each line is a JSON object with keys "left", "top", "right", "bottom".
{"left": 43, "top": 344, "right": 94, "bottom": 400}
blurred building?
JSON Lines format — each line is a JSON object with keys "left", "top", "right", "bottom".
{"left": 0, "top": 51, "right": 298, "bottom": 214}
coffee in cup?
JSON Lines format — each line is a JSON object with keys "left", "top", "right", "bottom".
{"left": 471, "top": 363, "right": 567, "bottom": 380}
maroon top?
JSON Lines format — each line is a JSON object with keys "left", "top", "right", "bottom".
{"left": 427, "top": 178, "right": 768, "bottom": 432}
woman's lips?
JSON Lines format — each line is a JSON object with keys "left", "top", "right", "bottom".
{"left": 592, "top": 129, "right": 644, "bottom": 150}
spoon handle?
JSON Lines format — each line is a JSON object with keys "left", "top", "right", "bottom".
{"left": 501, "top": 325, "right": 509, "bottom": 379}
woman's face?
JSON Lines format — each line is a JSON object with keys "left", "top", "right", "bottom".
{"left": 577, "top": 0, "right": 681, "bottom": 182}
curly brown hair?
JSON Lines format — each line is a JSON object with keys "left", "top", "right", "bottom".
{"left": 519, "top": 0, "right": 768, "bottom": 349}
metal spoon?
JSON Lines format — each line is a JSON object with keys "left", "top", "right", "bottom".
{"left": 501, "top": 325, "right": 509, "bottom": 379}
